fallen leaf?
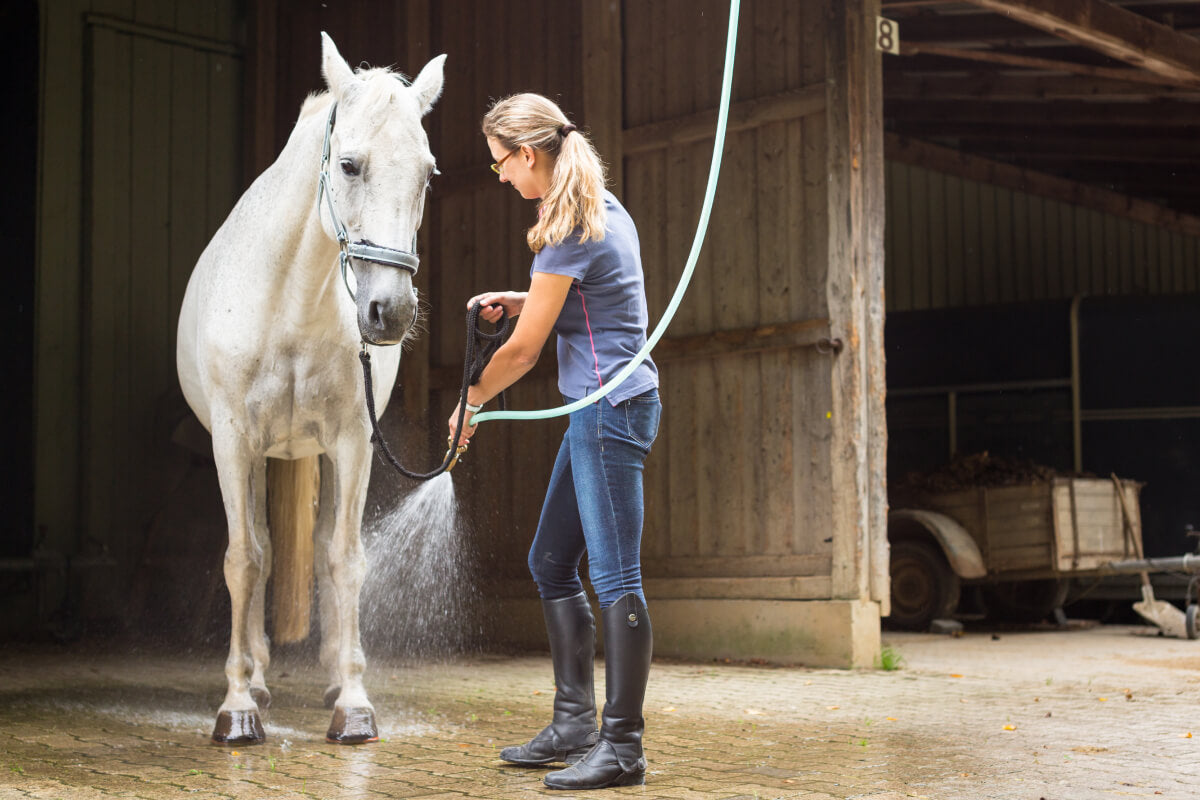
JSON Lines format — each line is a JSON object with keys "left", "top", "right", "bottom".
{"left": 959, "top": 698, "right": 969, "bottom": 704}
{"left": 949, "top": 673, "right": 963, "bottom": 678}
{"left": 458, "top": 743, "right": 469, "bottom": 748}
{"left": 532, "top": 690, "right": 541, "bottom": 695}
{"left": 827, "top": 705, "right": 840, "bottom": 710}
{"left": 1003, "top": 725, "right": 1016, "bottom": 731}
{"left": 1181, "top": 732, "right": 1193, "bottom": 739}
{"left": 1097, "top": 697, "right": 1108, "bottom": 702}
{"left": 886, "top": 717, "right": 898, "bottom": 721}
{"left": 661, "top": 707, "right": 676, "bottom": 713}
{"left": 745, "top": 708, "right": 764, "bottom": 716}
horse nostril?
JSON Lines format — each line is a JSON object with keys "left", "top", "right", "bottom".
{"left": 368, "top": 300, "right": 384, "bottom": 328}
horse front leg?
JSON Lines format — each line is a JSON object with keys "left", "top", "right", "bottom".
{"left": 210, "top": 423, "right": 267, "bottom": 745}
{"left": 247, "top": 457, "right": 272, "bottom": 710}
{"left": 314, "top": 454, "right": 342, "bottom": 709}
{"left": 323, "top": 434, "right": 378, "bottom": 744}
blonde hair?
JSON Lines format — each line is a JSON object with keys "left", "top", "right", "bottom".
{"left": 482, "top": 94, "right": 607, "bottom": 253}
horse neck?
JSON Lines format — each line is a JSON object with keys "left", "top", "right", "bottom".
{"left": 256, "top": 97, "right": 344, "bottom": 313}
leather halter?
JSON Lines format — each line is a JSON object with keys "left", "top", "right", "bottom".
{"left": 317, "top": 101, "right": 420, "bottom": 300}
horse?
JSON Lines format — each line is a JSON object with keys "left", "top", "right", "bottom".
{"left": 176, "top": 33, "right": 445, "bottom": 745}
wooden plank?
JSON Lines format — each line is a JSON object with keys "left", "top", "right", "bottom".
{"left": 37, "top": 0, "right": 90, "bottom": 559}
{"left": 87, "top": 26, "right": 133, "bottom": 572}
{"left": 961, "top": 0, "right": 1200, "bottom": 84}
{"left": 621, "top": 84, "right": 826, "bottom": 156}
{"left": 995, "top": 186, "right": 1014, "bottom": 303}
{"left": 886, "top": 134, "right": 1200, "bottom": 239}
{"left": 898, "top": 41, "right": 1200, "bottom": 89}
{"left": 891, "top": 163, "right": 913, "bottom": 310}
{"left": 643, "top": 575, "right": 834, "bottom": 601}
{"left": 909, "top": 165, "right": 931, "bottom": 309}
{"left": 944, "top": 174, "right": 965, "bottom": 307}
{"left": 129, "top": 34, "right": 173, "bottom": 570}
{"left": 1013, "top": 190, "right": 1032, "bottom": 302}
{"left": 927, "top": 168, "right": 947, "bottom": 308}
{"left": 644, "top": 553, "right": 833, "bottom": 579}
{"left": 1028, "top": 194, "right": 1047, "bottom": 299}
{"left": 581, "top": 0, "right": 623, "bottom": 198}
{"left": 886, "top": 99, "right": 1200, "bottom": 129}
{"left": 979, "top": 183, "right": 999, "bottom": 303}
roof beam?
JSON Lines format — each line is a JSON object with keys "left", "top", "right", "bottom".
{"left": 885, "top": 99, "right": 1200, "bottom": 127}
{"left": 884, "top": 71, "right": 1200, "bottom": 100}
{"left": 898, "top": 41, "right": 1199, "bottom": 87}
{"left": 962, "top": 0, "right": 1200, "bottom": 83}
{"left": 885, "top": 133, "right": 1200, "bottom": 237}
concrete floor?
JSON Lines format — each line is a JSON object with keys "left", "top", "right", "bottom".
{"left": 1, "top": 623, "right": 1197, "bottom": 799}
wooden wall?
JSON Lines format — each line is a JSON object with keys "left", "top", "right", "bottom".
{"left": 36, "top": 0, "right": 244, "bottom": 616}
{"left": 885, "top": 161, "right": 1200, "bottom": 312}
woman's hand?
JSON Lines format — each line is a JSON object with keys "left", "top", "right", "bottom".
{"left": 468, "top": 291, "right": 527, "bottom": 323}
{"left": 447, "top": 402, "right": 478, "bottom": 449}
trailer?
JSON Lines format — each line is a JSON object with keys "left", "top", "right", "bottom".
{"left": 888, "top": 475, "right": 1200, "bottom": 636}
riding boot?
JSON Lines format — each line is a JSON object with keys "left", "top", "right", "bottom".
{"left": 500, "top": 591, "right": 599, "bottom": 766}
{"left": 544, "top": 592, "right": 652, "bottom": 790}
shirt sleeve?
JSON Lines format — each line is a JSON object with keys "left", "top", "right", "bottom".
{"left": 531, "top": 238, "right": 591, "bottom": 282}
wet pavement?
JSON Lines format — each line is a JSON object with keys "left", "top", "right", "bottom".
{"left": 1, "top": 623, "right": 1197, "bottom": 799}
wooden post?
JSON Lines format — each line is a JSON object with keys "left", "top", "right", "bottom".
{"left": 581, "top": 0, "right": 623, "bottom": 198}
{"left": 269, "top": 457, "right": 319, "bottom": 644}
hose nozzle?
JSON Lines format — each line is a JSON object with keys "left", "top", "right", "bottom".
{"left": 445, "top": 435, "right": 468, "bottom": 472}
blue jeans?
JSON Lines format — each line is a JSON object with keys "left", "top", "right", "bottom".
{"left": 528, "top": 390, "right": 662, "bottom": 609}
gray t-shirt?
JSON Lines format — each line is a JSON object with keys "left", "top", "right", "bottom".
{"left": 531, "top": 191, "right": 659, "bottom": 406}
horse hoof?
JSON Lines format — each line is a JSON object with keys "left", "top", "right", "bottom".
{"left": 323, "top": 685, "right": 340, "bottom": 709}
{"left": 251, "top": 686, "right": 271, "bottom": 710}
{"left": 212, "top": 710, "right": 265, "bottom": 745}
{"left": 326, "top": 707, "right": 378, "bottom": 744}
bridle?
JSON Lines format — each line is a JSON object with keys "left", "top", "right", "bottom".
{"left": 317, "top": 101, "right": 421, "bottom": 301}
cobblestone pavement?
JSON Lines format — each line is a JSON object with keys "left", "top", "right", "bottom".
{"left": 1, "top": 624, "right": 1197, "bottom": 799}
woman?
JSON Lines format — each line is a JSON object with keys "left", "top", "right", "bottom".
{"left": 447, "top": 93, "right": 660, "bottom": 790}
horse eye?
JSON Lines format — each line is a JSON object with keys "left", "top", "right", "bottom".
{"left": 340, "top": 158, "right": 360, "bottom": 177}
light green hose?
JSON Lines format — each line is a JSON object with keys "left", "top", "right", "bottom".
{"left": 468, "top": 0, "right": 741, "bottom": 427}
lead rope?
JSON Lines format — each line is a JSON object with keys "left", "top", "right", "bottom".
{"left": 359, "top": 302, "right": 508, "bottom": 480}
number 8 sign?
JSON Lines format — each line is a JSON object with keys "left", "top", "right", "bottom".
{"left": 876, "top": 16, "right": 899, "bottom": 55}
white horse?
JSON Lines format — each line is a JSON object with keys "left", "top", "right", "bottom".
{"left": 176, "top": 34, "right": 445, "bottom": 745}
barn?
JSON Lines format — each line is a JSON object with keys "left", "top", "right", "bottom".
{"left": 7, "top": 0, "right": 1199, "bottom": 669}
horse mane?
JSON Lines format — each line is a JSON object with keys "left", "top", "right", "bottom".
{"left": 297, "top": 65, "right": 412, "bottom": 125}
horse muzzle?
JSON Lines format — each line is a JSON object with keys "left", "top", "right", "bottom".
{"left": 353, "top": 260, "right": 419, "bottom": 346}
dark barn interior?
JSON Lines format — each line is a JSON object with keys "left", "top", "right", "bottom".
{"left": 7, "top": 0, "right": 1200, "bottom": 650}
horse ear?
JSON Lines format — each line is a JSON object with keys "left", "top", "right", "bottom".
{"left": 320, "top": 32, "right": 356, "bottom": 98}
{"left": 410, "top": 54, "right": 447, "bottom": 116}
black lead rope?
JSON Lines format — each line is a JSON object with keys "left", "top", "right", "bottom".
{"left": 359, "top": 302, "right": 509, "bottom": 480}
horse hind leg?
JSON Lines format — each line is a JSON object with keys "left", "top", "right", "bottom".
{"left": 247, "top": 457, "right": 272, "bottom": 710}
{"left": 210, "top": 425, "right": 267, "bottom": 745}
{"left": 314, "top": 454, "right": 341, "bottom": 709}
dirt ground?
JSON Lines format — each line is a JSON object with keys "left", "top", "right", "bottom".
{"left": 1, "top": 622, "right": 1197, "bottom": 799}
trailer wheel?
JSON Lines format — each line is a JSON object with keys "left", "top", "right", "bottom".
{"left": 981, "top": 579, "right": 1069, "bottom": 624}
{"left": 888, "top": 539, "right": 961, "bottom": 631}
{"left": 1186, "top": 605, "right": 1199, "bottom": 640}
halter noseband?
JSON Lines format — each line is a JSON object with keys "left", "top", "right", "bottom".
{"left": 317, "top": 101, "right": 420, "bottom": 300}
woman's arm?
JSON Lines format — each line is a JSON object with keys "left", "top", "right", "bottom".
{"left": 449, "top": 271, "right": 574, "bottom": 444}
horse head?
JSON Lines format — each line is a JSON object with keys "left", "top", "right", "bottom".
{"left": 318, "top": 33, "right": 445, "bottom": 346}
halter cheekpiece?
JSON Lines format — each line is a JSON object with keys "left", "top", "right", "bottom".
{"left": 317, "top": 101, "right": 420, "bottom": 300}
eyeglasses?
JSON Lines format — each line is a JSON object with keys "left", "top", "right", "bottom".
{"left": 491, "top": 148, "right": 519, "bottom": 175}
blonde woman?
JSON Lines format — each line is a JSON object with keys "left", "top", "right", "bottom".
{"left": 447, "top": 93, "right": 660, "bottom": 790}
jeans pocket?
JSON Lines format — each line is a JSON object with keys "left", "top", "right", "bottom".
{"left": 623, "top": 393, "right": 661, "bottom": 450}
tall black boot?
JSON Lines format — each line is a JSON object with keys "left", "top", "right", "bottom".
{"left": 544, "top": 592, "right": 652, "bottom": 789}
{"left": 500, "top": 591, "right": 598, "bottom": 766}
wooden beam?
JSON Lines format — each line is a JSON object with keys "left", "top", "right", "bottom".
{"left": 427, "top": 317, "right": 835, "bottom": 390}
{"left": 962, "top": 0, "right": 1200, "bottom": 83}
{"left": 885, "top": 133, "right": 1200, "bottom": 237}
{"left": 621, "top": 84, "right": 826, "bottom": 155}
{"left": 958, "top": 135, "right": 1200, "bottom": 161}
{"left": 898, "top": 41, "right": 1199, "bottom": 87}
{"left": 581, "top": 0, "right": 624, "bottom": 198}
{"left": 884, "top": 71, "right": 1200, "bottom": 100}
{"left": 885, "top": 99, "right": 1200, "bottom": 128}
